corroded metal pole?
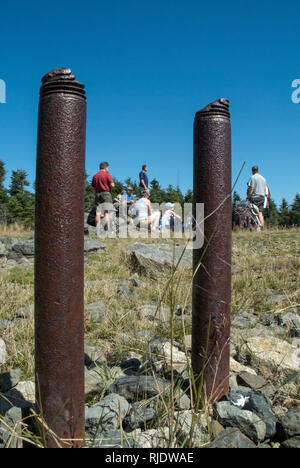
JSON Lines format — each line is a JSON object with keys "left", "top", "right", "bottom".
{"left": 35, "top": 68, "right": 86, "bottom": 447}
{"left": 192, "top": 99, "right": 232, "bottom": 403}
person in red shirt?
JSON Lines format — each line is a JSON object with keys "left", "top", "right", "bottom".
{"left": 92, "top": 162, "right": 115, "bottom": 232}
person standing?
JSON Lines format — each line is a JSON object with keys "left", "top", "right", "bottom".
{"left": 139, "top": 165, "right": 150, "bottom": 193}
{"left": 247, "top": 165, "right": 267, "bottom": 229}
{"left": 92, "top": 162, "right": 115, "bottom": 233}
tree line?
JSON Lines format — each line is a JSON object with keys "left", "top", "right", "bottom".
{"left": 0, "top": 160, "right": 299, "bottom": 227}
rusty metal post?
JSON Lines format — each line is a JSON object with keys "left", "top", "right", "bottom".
{"left": 192, "top": 99, "right": 232, "bottom": 403}
{"left": 35, "top": 68, "right": 86, "bottom": 448}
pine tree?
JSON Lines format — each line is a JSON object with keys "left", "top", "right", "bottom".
{"left": 266, "top": 199, "right": 279, "bottom": 227}
{"left": 0, "top": 159, "right": 8, "bottom": 209}
{"left": 7, "top": 192, "right": 35, "bottom": 227}
{"left": 290, "top": 194, "right": 300, "bottom": 226}
{"left": 184, "top": 189, "right": 193, "bottom": 204}
{"left": 9, "top": 169, "right": 30, "bottom": 196}
{"left": 232, "top": 191, "right": 241, "bottom": 204}
{"left": 278, "top": 198, "right": 290, "bottom": 227}
{"left": 149, "top": 178, "right": 165, "bottom": 204}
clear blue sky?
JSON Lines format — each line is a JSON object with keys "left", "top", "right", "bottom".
{"left": 0, "top": 0, "right": 299, "bottom": 205}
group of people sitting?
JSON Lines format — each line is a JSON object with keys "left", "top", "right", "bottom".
{"left": 91, "top": 162, "right": 182, "bottom": 235}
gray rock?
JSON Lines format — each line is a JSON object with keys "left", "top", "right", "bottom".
{"left": 85, "top": 367, "right": 105, "bottom": 399}
{"left": 85, "top": 301, "right": 106, "bottom": 323}
{"left": 135, "top": 427, "right": 170, "bottom": 448}
{"left": 236, "top": 372, "right": 276, "bottom": 399}
{"left": 226, "top": 388, "right": 277, "bottom": 439}
{"left": 213, "top": 401, "right": 266, "bottom": 443}
{"left": 281, "top": 436, "right": 300, "bottom": 449}
{"left": 0, "top": 241, "right": 6, "bottom": 256}
{"left": 15, "top": 304, "right": 34, "bottom": 319}
{"left": 120, "top": 358, "right": 142, "bottom": 376}
{"left": 281, "top": 407, "right": 300, "bottom": 439}
{"left": 85, "top": 393, "right": 130, "bottom": 436}
{"left": 207, "top": 427, "right": 256, "bottom": 449}
{"left": 89, "top": 429, "right": 136, "bottom": 448}
{"left": 173, "top": 410, "right": 209, "bottom": 446}
{"left": 0, "top": 318, "right": 14, "bottom": 330}
{"left": 84, "top": 239, "right": 106, "bottom": 252}
{"left": 139, "top": 304, "right": 171, "bottom": 322}
{"left": 124, "top": 402, "right": 156, "bottom": 430}
{"left": 267, "top": 294, "right": 285, "bottom": 305}
{"left": 123, "top": 243, "right": 192, "bottom": 277}
{"left": 6, "top": 240, "right": 35, "bottom": 261}
{"left": 84, "top": 343, "right": 106, "bottom": 366}
{"left": 232, "top": 310, "right": 257, "bottom": 330}
{"left": 108, "top": 375, "right": 190, "bottom": 410}
{"left": 0, "top": 369, "right": 21, "bottom": 393}
{"left": 276, "top": 313, "right": 300, "bottom": 337}
{"left": 0, "top": 381, "right": 34, "bottom": 415}
{"left": 0, "top": 338, "right": 7, "bottom": 365}
{"left": 0, "top": 406, "right": 24, "bottom": 448}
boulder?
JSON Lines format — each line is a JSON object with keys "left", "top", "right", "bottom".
{"left": 123, "top": 243, "right": 192, "bottom": 277}
{"left": 225, "top": 388, "right": 277, "bottom": 439}
{"left": 281, "top": 407, "right": 300, "bottom": 439}
{"left": 135, "top": 427, "right": 171, "bottom": 448}
{"left": 139, "top": 304, "right": 171, "bottom": 322}
{"left": 207, "top": 427, "right": 256, "bottom": 449}
{"left": 236, "top": 372, "right": 276, "bottom": 399}
{"left": 240, "top": 335, "right": 300, "bottom": 378}
{"left": 0, "top": 369, "right": 21, "bottom": 393}
{"left": 0, "top": 381, "right": 35, "bottom": 415}
{"left": 108, "top": 375, "right": 190, "bottom": 410}
{"left": 149, "top": 339, "right": 188, "bottom": 374}
{"left": 85, "top": 367, "right": 105, "bottom": 399}
{"left": 84, "top": 239, "right": 106, "bottom": 253}
{"left": 85, "top": 393, "right": 130, "bottom": 436}
{"left": 213, "top": 401, "right": 267, "bottom": 443}
{"left": 173, "top": 410, "right": 209, "bottom": 446}
{"left": 8, "top": 240, "right": 35, "bottom": 259}
{"left": 124, "top": 401, "right": 156, "bottom": 430}
{"left": 84, "top": 343, "right": 106, "bottom": 366}
{"left": 0, "top": 338, "right": 7, "bottom": 365}
{"left": 84, "top": 301, "right": 106, "bottom": 324}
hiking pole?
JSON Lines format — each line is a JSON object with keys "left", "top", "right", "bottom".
{"left": 35, "top": 68, "right": 86, "bottom": 447}
{"left": 192, "top": 99, "right": 232, "bottom": 403}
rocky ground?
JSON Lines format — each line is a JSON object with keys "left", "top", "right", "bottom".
{"left": 0, "top": 227, "right": 299, "bottom": 448}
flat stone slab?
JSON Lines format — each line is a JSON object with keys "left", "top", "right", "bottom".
{"left": 123, "top": 243, "right": 192, "bottom": 276}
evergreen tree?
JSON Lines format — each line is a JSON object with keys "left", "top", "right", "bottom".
{"left": 278, "top": 198, "right": 290, "bottom": 227}
{"left": 184, "top": 189, "right": 193, "bottom": 204}
{"left": 7, "top": 191, "right": 35, "bottom": 227}
{"left": 149, "top": 178, "right": 166, "bottom": 204}
{"left": 232, "top": 191, "right": 241, "bottom": 204}
{"left": 9, "top": 169, "right": 30, "bottom": 196}
{"left": 266, "top": 199, "right": 279, "bottom": 227}
{"left": 165, "top": 184, "right": 184, "bottom": 206}
{"left": 290, "top": 194, "right": 300, "bottom": 226}
{"left": 0, "top": 160, "right": 8, "bottom": 212}
{"left": 85, "top": 172, "right": 95, "bottom": 211}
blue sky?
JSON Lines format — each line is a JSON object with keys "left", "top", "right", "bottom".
{"left": 0, "top": 0, "right": 299, "bottom": 205}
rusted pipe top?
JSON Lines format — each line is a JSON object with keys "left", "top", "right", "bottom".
{"left": 195, "top": 98, "right": 230, "bottom": 120}
{"left": 40, "top": 68, "right": 86, "bottom": 100}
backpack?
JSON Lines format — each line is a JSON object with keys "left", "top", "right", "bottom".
{"left": 87, "top": 206, "right": 97, "bottom": 227}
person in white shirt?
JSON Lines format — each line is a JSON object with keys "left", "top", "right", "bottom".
{"left": 247, "top": 165, "right": 267, "bottom": 229}
{"left": 161, "top": 202, "right": 182, "bottom": 232}
{"left": 134, "top": 190, "right": 160, "bottom": 230}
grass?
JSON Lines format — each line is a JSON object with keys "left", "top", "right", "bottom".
{"left": 0, "top": 226, "right": 299, "bottom": 447}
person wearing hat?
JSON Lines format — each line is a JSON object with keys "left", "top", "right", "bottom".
{"left": 161, "top": 202, "right": 182, "bottom": 232}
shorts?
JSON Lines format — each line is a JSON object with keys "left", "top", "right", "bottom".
{"left": 95, "top": 192, "right": 115, "bottom": 214}
{"left": 250, "top": 195, "right": 265, "bottom": 212}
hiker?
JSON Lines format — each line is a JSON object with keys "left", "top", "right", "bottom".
{"left": 247, "top": 165, "right": 267, "bottom": 229}
{"left": 161, "top": 202, "right": 182, "bottom": 232}
{"left": 134, "top": 190, "right": 160, "bottom": 231}
{"left": 139, "top": 165, "right": 150, "bottom": 194}
{"left": 92, "top": 162, "right": 115, "bottom": 234}
{"left": 120, "top": 186, "right": 136, "bottom": 222}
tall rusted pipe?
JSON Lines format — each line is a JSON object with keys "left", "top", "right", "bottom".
{"left": 192, "top": 99, "right": 232, "bottom": 403}
{"left": 35, "top": 68, "right": 86, "bottom": 447}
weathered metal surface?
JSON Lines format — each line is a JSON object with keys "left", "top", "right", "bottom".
{"left": 192, "top": 98, "right": 232, "bottom": 403}
{"left": 35, "top": 68, "right": 86, "bottom": 448}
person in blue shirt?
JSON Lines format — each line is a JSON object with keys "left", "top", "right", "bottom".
{"left": 121, "top": 186, "right": 136, "bottom": 222}
{"left": 139, "top": 165, "right": 150, "bottom": 193}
